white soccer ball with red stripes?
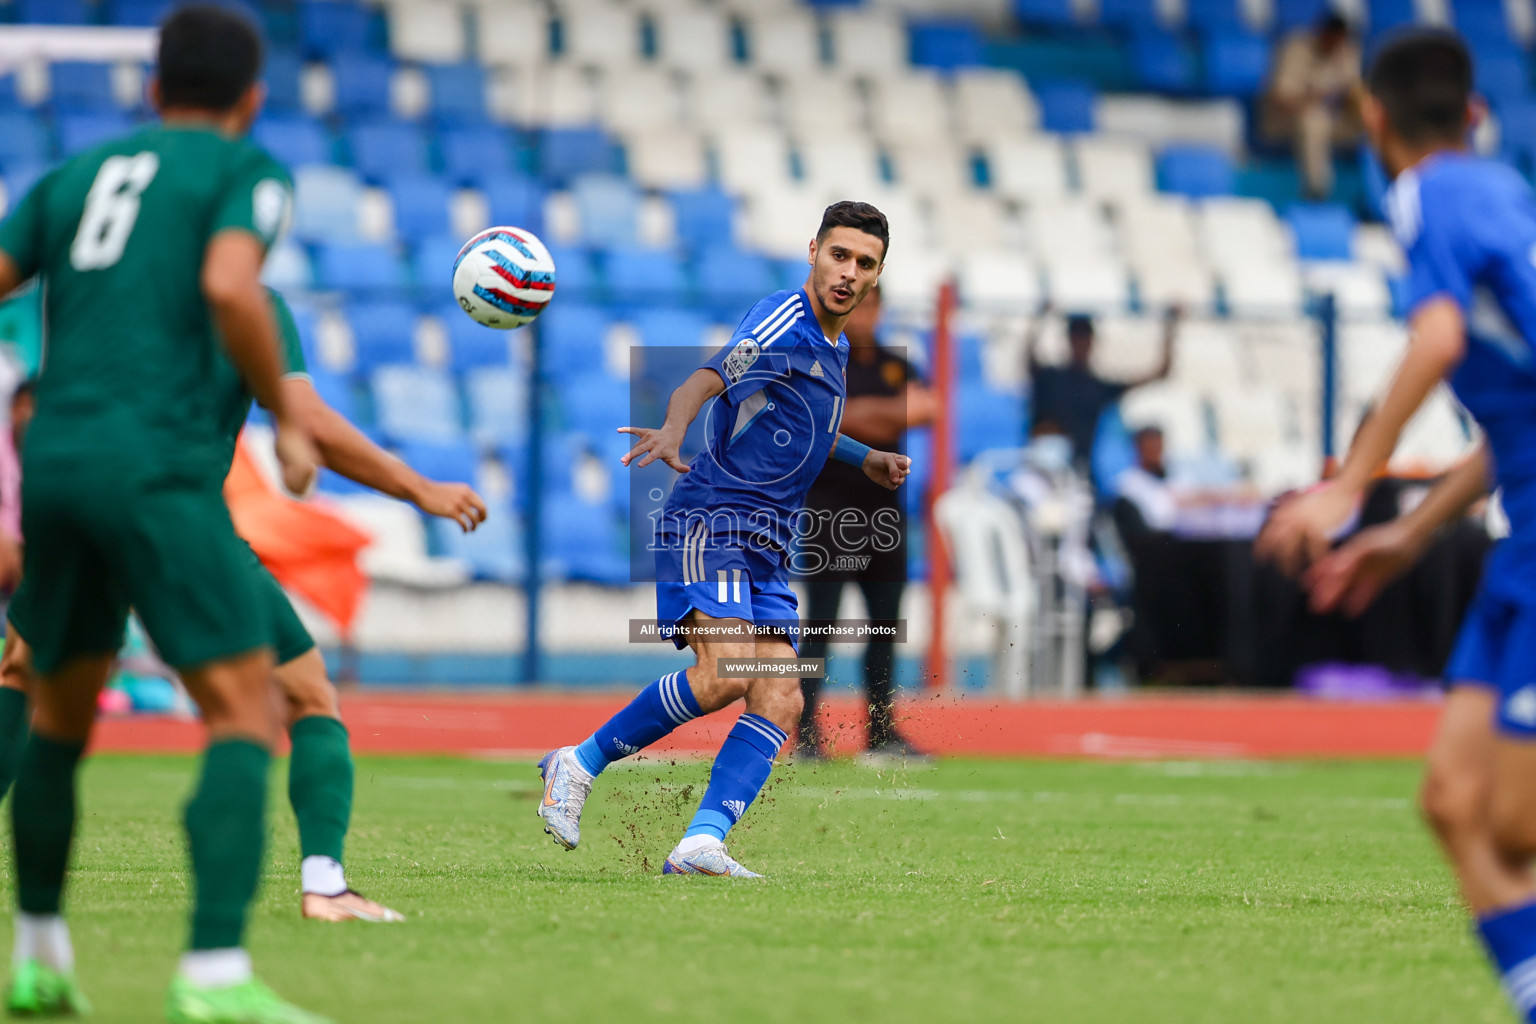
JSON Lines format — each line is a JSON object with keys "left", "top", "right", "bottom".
{"left": 451, "top": 226, "right": 557, "bottom": 329}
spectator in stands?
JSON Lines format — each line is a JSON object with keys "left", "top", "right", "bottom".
{"left": 1025, "top": 308, "right": 1179, "bottom": 473}
{"left": 798, "top": 285, "right": 936, "bottom": 761}
{"left": 0, "top": 378, "right": 33, "bottom": 593}
{"left": 1113, "top": 425, "right": 1178, "bottom": 539}
{"left": 1261, "top": 12, "right": 1363, "bottom": 200}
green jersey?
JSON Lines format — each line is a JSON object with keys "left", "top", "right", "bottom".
{"left": 0, "top": 123, "right": 291, "bottom": 476}
{"left": 212, "top": 288, "right": 308, "bottom": 475}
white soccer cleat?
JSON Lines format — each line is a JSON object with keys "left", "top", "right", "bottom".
{"left": 662, "top": 839, "right": 763, "bottom": 878}
{"left": 536, "top": 746, "right": 593, "bottom": 850}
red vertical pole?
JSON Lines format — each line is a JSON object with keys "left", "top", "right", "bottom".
{"left": 924, "top": 280, "right": 957, "bottom": 691}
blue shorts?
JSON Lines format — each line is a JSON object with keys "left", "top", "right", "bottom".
{"left": 1445, "top": 575, "right": 1536, "bottom": 738}
{"left": 655, "top": 528, "right": 800, "bottom": 653}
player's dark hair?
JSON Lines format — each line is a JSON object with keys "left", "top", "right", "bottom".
{"left": 157, "top": 4, "right": 263, "bottom": 112}
{"left": 1366, "top": 28, "right": 1472, "bottom": 144}
{"left": 1316, "top": 12, "right": 1349, "bottom": 36}
{"left": 817, "top": 201, "right": 889, "bottom": 258}
{"left": 1066, "top": 314, "right": 1095, "bottom": 340}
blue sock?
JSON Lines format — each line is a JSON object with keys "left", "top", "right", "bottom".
{"left": 683, "top": 714, "right": 787, "bottom": 842}
{"left": 572, "top": 670, "right": 701, "bottom": 777}
{"left": 1478, "top": 899, "right": 1536, "bottom": 1022}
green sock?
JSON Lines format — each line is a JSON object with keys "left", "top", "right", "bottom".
{"left": 288, "top": 715, "right": 353, "bottom": 865}
{"left": 185, "top": 739, "right": 270, "bottom": 951}
{"left": 0, "top": 687, "right": 31, "bottom": 801}
{"left": 12, "top": 734, "right": 85, "bottom": 915}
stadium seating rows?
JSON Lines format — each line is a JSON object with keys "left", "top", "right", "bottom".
{"left": 3, "top": 0, "right": 1505, "bottom": 581}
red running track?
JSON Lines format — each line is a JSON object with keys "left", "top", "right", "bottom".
{"left": 90, "top": 692, "right": 1444, "bottom": 759}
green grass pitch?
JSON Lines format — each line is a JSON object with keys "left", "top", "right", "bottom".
{"left": 10, "top": 753, "right": 1512, "bottom": 1023}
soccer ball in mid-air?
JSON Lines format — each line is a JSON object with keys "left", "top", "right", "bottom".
{"left": 452, "top": 226, "right": 557, "bottom": 329}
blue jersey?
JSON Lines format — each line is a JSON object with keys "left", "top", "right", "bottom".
{"left": 1386, "top": 154, "right": 1536, "bottom": 550}
{"left": 661, "top": 288, "right": 851, "bottom": 556}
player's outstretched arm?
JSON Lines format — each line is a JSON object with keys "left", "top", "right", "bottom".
{"left": 1257, "top": 297, "right": 1466, "bottom": 576}
{"left": 619, "top": 367, "right": 725, "bottom": 473}
{"left": 831, "top": 435, "right": 911, "bottom": 491}
{"left": 1306, "top": 443, "right": 1491, "bottom": 616}
{"left": 204, "top": 230, "right": 318, "bottom": 495}
{"left": 281, "top": 377, "right": 487, "bottom": 532}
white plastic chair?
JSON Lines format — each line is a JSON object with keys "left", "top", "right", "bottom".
{"left": 952, "top": 67, "right": 1038, "bottom": 142}
{"left": 987, "top": 136, "right": 1070, "bottom": 204}
{"left": 385, "top": 0, "right": 467, "bottom": 63}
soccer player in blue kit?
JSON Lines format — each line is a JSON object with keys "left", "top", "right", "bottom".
{"left": 1260, "top": 30, "right": 1536, "bottom": 1022}
{"left": 537, "top": 201, "right": 910, "bottom": 877}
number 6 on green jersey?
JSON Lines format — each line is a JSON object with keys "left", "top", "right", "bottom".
{"left": 69, "top": 153, "right": 160, "bottom": 271}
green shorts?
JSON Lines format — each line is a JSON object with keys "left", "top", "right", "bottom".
{"left": 9, "top": 461, "right": 272, "bottom": 675}
{"left": 245, "top": 544, "right": 315, "bottom": 667}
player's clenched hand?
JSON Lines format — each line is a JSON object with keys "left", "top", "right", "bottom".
{"left": 618, "top": 425, "right": 690, "bottom": 473}
{"left": 274, "top": 418, "right": 320, "bottom": 497}
{"left": 1304, "top": 519, "right": 1424, "bottom": 617}
{"left": 864, "top": 450, "right": 911, "bottom": 491}
{"left": 1254, "top": 482, "right": 1358, "bottom": 577}
{"left": 415, "top": 481, "right": 489, "bottom": 533}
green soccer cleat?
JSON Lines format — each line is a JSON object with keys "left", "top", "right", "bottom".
{"left": 6, "top": 958, "right": 92, "bottom": 1017}
{"left": 165, "top": 976, "right": 331, "bottom": 1024}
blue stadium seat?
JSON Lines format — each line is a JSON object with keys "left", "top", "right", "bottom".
{"left": 1454, "top": 0, "right": 1518, "bottom": 56}
{"left": 440, "top": 128, "right": 515, "bottom": 186}
{"left": 254, "top": 115, "right": 332, "bottom": 168}
{"left": 262, "top": 241, "right": 314, "bottom": 292}
{"left": 1366, "top": 0, "right": 1417, "bottom": 35}
{"left": 670, "top": 188, "right": 736, "bottom": 251}
{"left": 309, "top": 369, "right": 360, "bottom": 423}
{"left": 1099, "top": 0, "right": 1161, "bottom": 29}
{"left": 263, "top": 49, "right": 305, "bottom": 113}
{"left": 538, "top": 128, "right": 618, "bottom": 184}
{"left": 481, "top": 174, "right": 545, "bottom": 231}
{"left": 19, "top": 0, "right": 91, "bottom": 24}
{"left": 605, "top": 247, "right": 688, "bottom": 308}
{"left": 908, "top": 20, "right": 984, "bottom": 70}
{"left": 441, "top": 307, "right": 513, "bottom": 371}
{"left": 57, "top": 112, "right": 134, "bottom": 156}
{"left": 387, "top": 175, "right": 452, "bottom": 243}
{"left": 347, "top": 120, "right": 429, "bottom": 180}
{"left": 465, "top": 367, "right": 529, "bottom": 445}
{"left": 399, "top": 439, "right": 481, "bottom": 485}
{"left": 50, "top": 63, "right": 116, "bottom": 111}
{"left": 572, "top": 174, "right": 640, "bottom": 248}
{"left": 544, "top": 245, "right": 598, "bottom": 302}
{"left": 105, "top": 0, "right": 172, "bottom": 26}
{"left": 1184, "top": 0, "right": 1245, "bottom": 32}
{"left": 1273, "top": 0, "right": 1332, "bottom": 33}
{"left": 371, "top": 365, "right": 463, "bottom": 443}
{"left": 1286, "top": 203, "right": 1354, "bottom": 261}
{"left": 426, "top": 64, "right": 486, "bottom": 124}
{"left": 774, "top": 258, "right": 810, "bottom": 291}
{"left": 632, "top": 308, "right": 709, "bottom": 348}
{"left": 1129, "top": 31, "right": 1198, "bottom": 94}
{"left": 347, "top": 300, "right": 418, "bottom": 368}
{"left": 314, "top": 243, "right": 408, "bottom": 293}
{"left": 1203, "top": 31, "right": 1269, "bottom": 96}
{"left": 559, "top": 373, "right": 629, "bottom": 437}
{"left": 4, "top": 164, "right": 48, "bottom": 204}
{"left": 1157, "top": 145, "right": 1235, "bottom": 198}
{"left": 0, "top": 112, "right": 52, "bottom": 167}
{"left": 433, "top": 502, "right": 525, "bottom": 582}
{"left": 317, "top": 467, "right": 372, "bottom": 496}
{"left": 540, "top": 302, "right": 611, "bottom": 380}
{"left": 695, "top": 248, "right": 775, "bottom": 321}
{"left": 332, "top": 53, "right": 393, "bottom": 118}
{"left": 298, "top": 0, "right": 373, "bottom": 59}
{"left": 958, "top": 384, "right": 1025, "bottom": 460}
{"left": 543, "top": 493, "right": 627, "bottom": 583}
{"left": 291, "top": 166, "right": 363, "bottom": 243}
{"left": 414, "top": 236, "right": 463, "bottom": 292}
{"left": 1502, "top": 101, "right": 1536, "bottom": 170}
{"left": 1034, "top": 80, "right": 1096, "bottom": 134}
{"left": 1013, "top": 0, "right": 1076, "bottom": 27}
{"left": 1479, "top": 53, "right": 1530, "bottom": 110}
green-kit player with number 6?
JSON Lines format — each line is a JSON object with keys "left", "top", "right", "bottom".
{"left": 0, "top": 6, "right": 331, "bottom": 1024}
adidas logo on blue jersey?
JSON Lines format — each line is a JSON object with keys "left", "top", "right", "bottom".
{"left": 809, "top": 360, "right": 824, "bottom": 378}
{"left": 612, "top": 739, "right": 640, "bottom": 756}
{"left": 723, "top": 799, "right": 747, "bottom": 821}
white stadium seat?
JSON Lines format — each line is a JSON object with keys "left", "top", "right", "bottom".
{"left": 516, "top": 63, "right": 600, "bottom": 126}
{"left": 1220, "top": 258, "right": 1306, "bottom": 319}
{"left": 741, "top": 185, "right": 833, "bottom": 257}
{"left": 887, "top": 138, "right": 974, "bottom": 202}
{"left": 1197, "top": 197, "right": 1294, "bottom": 267}
{"left": 959, "top": 251, "right": 1043, "bottom": 312}
{"left": 1028, "top": 199, "right": 1116, "bottom": 259}
{"left": 986, "top": 136, "right": 1069, "bottom": 204}
{"left": 797, "top": 137, "right": 885, "bottom": 197}
{"left": 475, "top": 1, "right": 550, "bottom": 67}
{"left": 778, "top": 72, "right": 866, "bottom": 137}
{"left": 652, "top": 4, "right": 735, "bottom": 71}
{"left": 1042, "top": 253, "right": 1131, "bottom": 312}
{"left": 869, "top": 70, "right": 951, "bottom": 145}
{"left": 559, "top": 0, "right": 642, "bottom": 67}
{"left": 1303, "top": 262, "right": 1392, "bottom": 320}
{"left": 685, "top": 70, "right": 773, "bottom": 129}
{"left": 330, "top": 495, "right": 470, "bottom": 588}
{"left": 1136, "top": 258, "right": 1217, "bottom": 313}
{"left": 878, "top": 250, "right": 955, "bottom": 315}
{"left": 1074, "top": 137, "right": 1154, "bottom": 204}
{"left": 1119, "top": 196, "right": 1200, "bottom": 265}
{"left": 712, "top": 126, "right": 795, "bottom": 196}
{"left": 827, "top": 9, "right": 907, "bottom": 76}
{"left": 952, "top": 68, "right": 1038, "bottom": 142}
{"left": 929, "top": 194, "right": 1020, "bottom": 256}
{"left": 599, "top": 65, "right": 684, "bottom": 134}
{"left": 745, "top": 10, "right": 822, "bottom": 75}
{"left": 386, "top": 0, "right": 467, "bottom": 63}
{"left": 1340, "top": 322, "right": 1408, "bottom": 405}
{"left": 624, "top": 129, "right": 709, "bottom": 190}
{"left": 1351, "top": 223, "right": 1406, "bottom": 275}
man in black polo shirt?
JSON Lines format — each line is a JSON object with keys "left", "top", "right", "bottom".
{"left": 1027, "top": 309, "right": 1180, "bottom": 471}
{"left": 797, "top": 286, "right": 936, "bottom": 760}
